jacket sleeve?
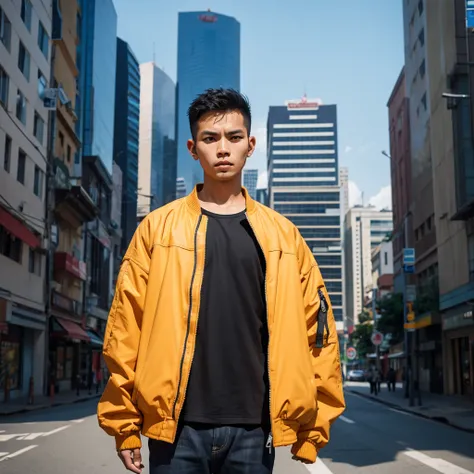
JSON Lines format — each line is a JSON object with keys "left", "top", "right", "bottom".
{"left": 291, "top": 231, "right": 346, "bottom": 463}
{"left": 97, "top": 218, "right": 152, "bottom": 451}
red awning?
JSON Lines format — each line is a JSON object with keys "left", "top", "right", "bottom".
{"left": 55, "top": 317, "right": 90, "bottom": 342}
{"left": 0, "top": 206, "right": 41, "bottom": 248}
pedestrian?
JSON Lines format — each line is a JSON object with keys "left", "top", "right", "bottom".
{"left": 368, "top": 365, "right": 379, "bottom": 396}
{"left": 387, "top": 367, "right": 396, "bottom": 392}
{"left": 97, "top": 88, "right": 345, "bottom": 474}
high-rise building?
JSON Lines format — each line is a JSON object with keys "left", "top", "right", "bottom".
{"left": 0, "top": 0, "right": 51, "bottom": 400}
{"left": 243, "top": 169, "right": 258, "bottom": 199}
{"left": 138, "top": 62, "right": 176, "bottom": 218}
{"left": 344, "top": 207, "right": 393, "bottom": 331}
{"left": 114, "top": 38, "right": 140, "bottom": 253}
{"left": 76, "top": 0, "right": 117, "bottom": 175}
{"left": 339, "top": 167, "right": 349, "bottom": 217}
{"left": 267, "top": 97, "right": 344, "bottom": 335}
{"left": 176, "top": 11, "right": 240, "bottom": 194}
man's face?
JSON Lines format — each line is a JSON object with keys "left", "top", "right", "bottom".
{"left": 187, "top": 110, "right": 256, "bottom": 182}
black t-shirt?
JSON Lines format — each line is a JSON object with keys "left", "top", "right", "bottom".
{"left": 182, "top": 208, "right": 270, "bottom": 426}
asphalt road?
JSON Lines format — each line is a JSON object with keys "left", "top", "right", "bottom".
{"left": 0, "top": 390, "right": 473, "bottom": 474}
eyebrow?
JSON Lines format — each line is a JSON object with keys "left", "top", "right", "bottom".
{"left": 200, "top": 129, "right": 245, "bottom": 137}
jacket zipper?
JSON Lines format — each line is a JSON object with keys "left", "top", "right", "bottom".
{"left": 172, "top": 214, "right": 203, "bottom": 420}
{"left": 245, "top": 212, "right": 273, "bottom": 447}
{"left": 315, "top": 288, "right": 329, "bottom": 349}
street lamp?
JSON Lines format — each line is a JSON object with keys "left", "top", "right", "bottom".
{"left": 442, "top": 92, "right": 470, "bottom": 110}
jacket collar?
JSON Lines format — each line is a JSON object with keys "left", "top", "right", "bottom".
{"left": 185, "top": 184, "right": 257, "bottom": 216}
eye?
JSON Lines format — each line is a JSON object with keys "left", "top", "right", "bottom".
{"left": 230, "top": 136, "right": 243, "bottom": 141}
{"left": 203, "top": 137, "right": 215, "bottom": 143}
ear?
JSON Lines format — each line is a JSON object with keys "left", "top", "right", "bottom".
{"left": 187, "top": 139, "right": 199, "bottom": 161}
{"left": 247, "top": 136, "right": 257, "bottom": 158}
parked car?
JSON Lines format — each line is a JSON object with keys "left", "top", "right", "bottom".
{"left": 347, "top": 369, "right": 366, "bottom": 382}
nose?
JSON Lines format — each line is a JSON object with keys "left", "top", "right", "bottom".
{"left": 217, "top": 137, "right": 230, "bottom": 157}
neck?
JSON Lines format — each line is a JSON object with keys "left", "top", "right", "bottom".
{"left": 198, "top": 174, "right": 245, "bottom": 209}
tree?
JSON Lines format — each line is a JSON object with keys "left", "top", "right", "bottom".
{"left": 376, "top": 293, "right": 404, "bottom": 345}
{"left": 349, "top": 321, "right": 373, "bottom": 359}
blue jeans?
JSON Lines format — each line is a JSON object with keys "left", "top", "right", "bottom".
{"left": 148, "top": 424, "right": 275, "bottom": 474}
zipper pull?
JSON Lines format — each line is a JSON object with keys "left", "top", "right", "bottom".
{"left": 266, "top": 433, "right": 273, "bottom": 453}
{"left": 315, "top": 289, "right": 328, "bottom": 348}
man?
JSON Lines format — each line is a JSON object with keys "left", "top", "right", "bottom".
{"left": 98, "top": 88, "right": 345, "bottom": 473}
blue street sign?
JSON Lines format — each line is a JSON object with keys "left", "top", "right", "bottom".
{"left": 403, "top": 248, "right": 415, "bottom": 265}
{"left": 404, "top": 264, "right": 415, "bottom": 274}
{"left": 467, "top": 0, "right": 474, "bottom": 28}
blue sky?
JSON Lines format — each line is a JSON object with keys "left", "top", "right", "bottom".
{"left": 113, "top": 0, "right": 404, "bottom": 208}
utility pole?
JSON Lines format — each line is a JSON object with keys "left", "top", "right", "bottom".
{"left": 371, "top": 288, "right": 380, "bottom": 372}
{"left": 44, "top": 42, "right": 57, "bottom": 396}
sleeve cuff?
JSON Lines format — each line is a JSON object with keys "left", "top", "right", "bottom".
{"left": 115, "top": 432, "right": 142, "bottom": 451}
{"left": 291, "top": 439, "right": 318, "bottom": 464}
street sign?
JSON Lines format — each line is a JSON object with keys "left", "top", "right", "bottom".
{"left": 407, "top": 313, "right": 415, "bottom": 322}
{"left": 346, "top": 346, "right": 357, "bottom": 361}
{"left": 371, "top": 331, "right": 383, "bottom": 346}
{"left": 403, "top": 248, "right": 415, "bottom": 265}
{"left": 467, "top": 0, "right": 474, "bottom": 28}
{"left": 406, "top": 284, "right": 417, "bottom": 302}
{"left": 403, "top": 264, "right": 415, "bottom": 274}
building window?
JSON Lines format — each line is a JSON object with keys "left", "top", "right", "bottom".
{"left": 38, "top": 70, "right": 47, "bottom": 98}
{"left": 16, "top": 89, "right": 27, "bottom": 124}
{"left": 18, "top": 41, "right": 31, "bottom": 81}
{"left": 38, "top": 21, "right": 49, "bottom": 58}
{"left": 34, "top": 165, "right": 44, "bottom": 198}
{"left": 384, "top": 252, "right": 388, "bottom": 266}
{"left": 0, "top": 65, "right": 8, "bottom": 107}
{"left": 4, "top": 134, "right": 11, "bottom": 172}
{"left": 0, "top": 6, "right": 12, "bottom": 52}
{"left": 418, "top": 0, "right": 424, "bottom": 15}
{"left": 29, "top": 248, "right": 41, "bottom": 275}
{"left": 0, "top": 225, "right": 22, "bottom": 263}
{"left": 418, "top": 28, "right": 425, "bottom": 47}
{"left": 421, "top": 93, "right": 427, "bottom": 111}
{"left": 67, "top": 144, "right": 71, "bottom": 163}
{"left": 17, "top": 149, "right": 26, "bottom": 184}
{"left": 21, "top": 0, "right": 32, "bottom": 31}
{"left": 59, "top": 131, "right": 64, "bottom": 149}
{"left": 419, "top": 59, "right": 426, "bottom": 79}
{"left": 33, "top": 111, "right": 44, "bottom": 144}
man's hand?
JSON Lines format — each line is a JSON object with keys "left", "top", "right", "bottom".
{"left": 118, "top": 448, "right": 144, "bottom": 473}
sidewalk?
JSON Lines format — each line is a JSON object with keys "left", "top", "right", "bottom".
{"left": 0, "top": 389, "right": 101, "bottom": 417}
{"left": 345, "top": 381, "right": 474, "bottom": 433}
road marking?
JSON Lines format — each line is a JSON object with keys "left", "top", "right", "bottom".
{"left": 404, "top": 449, "right": 474, "bottom": 474}
{"left": 339, "top": 415, "right": 355, "bottom": 424}
{"left": 71, "top": 418, "right": 85, "bottom": 423}
{"left": 0, "top": 445, "right": 38, "bottom": 462}
{"left": 42, "top": 425, "right": 70, "bottom": 437}
{"left": 305, "top": 457, "right": 334, "bottom": 473}
{"left": 389, "top": 408, "right": 412, "bottom": 416}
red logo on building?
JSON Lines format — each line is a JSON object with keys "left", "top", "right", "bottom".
{"left": 199, "top": 14, "right": 217, "bottom": 23}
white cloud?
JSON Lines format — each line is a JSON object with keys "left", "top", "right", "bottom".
{"left": 368, "top": 185, "right": 392, "bottom": 210}
{"left": 348, "top": 180, "right": 363, "bottom": 208}
{"left": 344, "top": 145, "right": 353, "bottom": 153}
{"left": 257, "top": 170, "right": 268, "bottom": 189}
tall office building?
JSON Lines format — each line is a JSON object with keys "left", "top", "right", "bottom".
{"left": 267, "top": 97, "right": 344, "bottom": 335}
{"left": 339, "top": 167, "right": 349, "bottom": 217}
{"left": 344, "top": 207, "right": 393, "bottom": 331}
{"left": 138, "top": 62, "right": 176, "bottom": 217}
{"left": 114, "top": 38, "right": 140, "bottom": 253}
{"left": 176, "top": 11, "right": 240, "bottom": 194}
{"left": 243, "top": 169, "right": 258, "bottom": 199}
{"left": 76, "top": 0, "right": 117, "bottom": 174}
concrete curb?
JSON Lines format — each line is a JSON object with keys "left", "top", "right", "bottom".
{"left": 0, "top": 394, "right": 101, "bottom": 417}
{"left": 346, "top": 388, "right": 474, "bottom": 434}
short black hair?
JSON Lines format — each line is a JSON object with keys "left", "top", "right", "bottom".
{"left": 188, "top": 88, "right": 252, "bottom": 139}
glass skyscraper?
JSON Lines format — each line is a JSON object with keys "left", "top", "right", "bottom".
{"left": 267, "top": 98, "right": 344, "bottom": 334}
{"left": 76, "top": 0, "right": 117, "bottom": 174}
{"left": 176, "top": 11, "right": 240, "bottom": 194}
{"left": 243, "top": 169, "right": 259, "bottom": 199}
{"left": 114, "top": 38, "right": 140, "bottom": 254}
{"left": 138, "top": 63, "right": 176, "bottom": 216}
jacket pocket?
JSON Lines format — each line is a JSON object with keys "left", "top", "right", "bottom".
{"left": 315, "top": 288, "right": 330, "bottom": 349}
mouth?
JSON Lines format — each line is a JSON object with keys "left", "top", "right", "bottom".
{"left": 215, "top": 161, "right": 233, "bottom": 168}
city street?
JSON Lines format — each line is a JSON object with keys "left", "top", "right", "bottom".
{"left": 0, "top": 389, "right": 472, "bottom": 473}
